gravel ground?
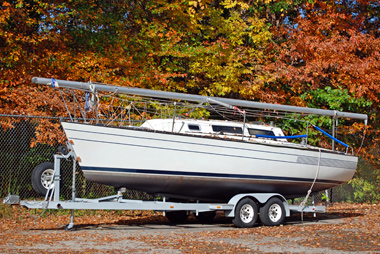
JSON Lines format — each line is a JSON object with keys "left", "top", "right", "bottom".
{"left": 1, "top": 203, "right": 379, "bottom": 253}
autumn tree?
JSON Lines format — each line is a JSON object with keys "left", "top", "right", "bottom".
{"left": 265, "top": 0, "right": 380, "bottom": 201}
{"left": 1, "top": 0, "right": 380, "bottom": 200}
{"left": 0, "top": 0, "right": 275, "bottom": 145}
{"left": 111, "top": 0, "right": 276, "bottom": 99}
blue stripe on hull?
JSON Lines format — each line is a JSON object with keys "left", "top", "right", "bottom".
{"left": 81, "top": 166, "right": 343, "bottom": 185}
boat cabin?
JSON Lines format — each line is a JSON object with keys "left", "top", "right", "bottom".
{"left": 141, "top": 119, "right": 288, "bottom": 143}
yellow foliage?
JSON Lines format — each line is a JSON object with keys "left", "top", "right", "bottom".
{"left": 222, "top": 0, "right": 249, "bottom": 10}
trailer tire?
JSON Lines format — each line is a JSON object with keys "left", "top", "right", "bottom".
{"left": 166, "top": 211, "right": 188, "bottom": 224}
{"left": 259, "top": 197, "right": 285, "bottom": 226}
{"left": 196, "top": 211, "right": 216, "bottom": 224}
{"left": 232, "top": 198, "right": 258, "bottom": 228}
{"left": 31, "top": 162, "right": 55, "bottom": 196}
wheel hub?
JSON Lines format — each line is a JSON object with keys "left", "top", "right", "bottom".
{"left": 268, "top": 204, "right": 282, "bottom": 222}
{"left": 40, "top": 169, "right": 54, "bottom": 189}
{"left": 240, "top": 204, "right": 254, "bottom": 223}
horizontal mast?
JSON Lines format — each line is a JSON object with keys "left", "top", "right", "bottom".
{"left": 32, "top": 77, "right": 368, "bottom": 121}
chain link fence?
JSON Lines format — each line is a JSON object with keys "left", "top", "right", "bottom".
{"left": 0, "top": 114, "right": 354, "bottom": 204}
{"left": 0, "top": 114, "right": 152, "bottom": 201}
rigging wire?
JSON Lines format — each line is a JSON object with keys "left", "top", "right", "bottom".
{"left": 54, "top": 87, "right": 365, "bottom": 156}
{"left": 355, "top": 124, "right": 367, "bottom": 156}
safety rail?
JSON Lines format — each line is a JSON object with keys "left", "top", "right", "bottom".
{"left": 256, "top": 126, "right": 351, "bottom": 154}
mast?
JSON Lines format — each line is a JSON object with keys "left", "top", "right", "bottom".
{"left": 32, "top": 77, "right": 368, "bottom": 122}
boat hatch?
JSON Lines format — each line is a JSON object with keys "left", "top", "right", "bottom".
{"left": 248, "top": 128, "right": 275, "bottom": 136}
{"left": 188, "top": 124, "right": 201, "bottom": 131}
{"left": 212, "top": 125, "right": 243, "bottom": 134}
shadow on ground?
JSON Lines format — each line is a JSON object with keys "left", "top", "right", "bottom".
{"left": 33, "top": 207, "right": 364, "bottom": 232}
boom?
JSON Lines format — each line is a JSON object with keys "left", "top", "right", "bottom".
{"left": 32, "top": 77, "right": 368, "bottom": 122}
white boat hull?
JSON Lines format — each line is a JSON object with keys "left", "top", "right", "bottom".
{"left": 62, "top": 122, "right": 358, "bottom": 201}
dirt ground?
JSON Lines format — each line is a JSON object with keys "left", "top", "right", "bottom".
{"left": 0, "top": 202, "right": 379, "bottom": 253}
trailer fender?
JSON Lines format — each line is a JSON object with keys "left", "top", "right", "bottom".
{"left": 226, "top": 193, "right": 290, "bottom": 218}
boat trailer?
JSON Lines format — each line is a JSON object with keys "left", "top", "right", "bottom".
{"left": 4, "top": 142, "right": 325, "bottom": 230}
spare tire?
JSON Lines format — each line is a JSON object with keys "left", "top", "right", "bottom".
{"left": 31, "top": 162, "right": 55, "bottom": 196}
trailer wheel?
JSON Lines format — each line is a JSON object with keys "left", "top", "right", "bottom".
{"left": 195, "top": 211, "right": 216, "bottom": 224}
{"left": 232, "top": 198, "right": 258, "bottom": 228}
{"left": 259, "top": 197, "right": 285, "bottom": 226}
{"left": 166, "top": 211, "right": 188, "bottom": 224}
{"left": 31, "top": 162, "right": 55, "bottom": 196}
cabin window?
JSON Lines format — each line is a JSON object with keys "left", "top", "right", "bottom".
{"left": 248, "top": 128, "right": 275, "bottom": 137}
{"left": 212, "top": 125, "right": 243, "bottom": 134}
{"left": 188, "top": 124, "right": 201, "bottom": 131}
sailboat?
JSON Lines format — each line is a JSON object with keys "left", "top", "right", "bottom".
{"left": 32, "top": 77, "right": 367, "bottom": 202}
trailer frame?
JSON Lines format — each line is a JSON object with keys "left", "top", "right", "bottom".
{"left": 9, "top": 142, "right": 325, "bottom": 230}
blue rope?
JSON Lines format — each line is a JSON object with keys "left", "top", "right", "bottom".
{"left": 255, "top": 134, "right": 307, "bottom": 139}
{"left": 313, "top": 125, "right": 349, "bottom": 148}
